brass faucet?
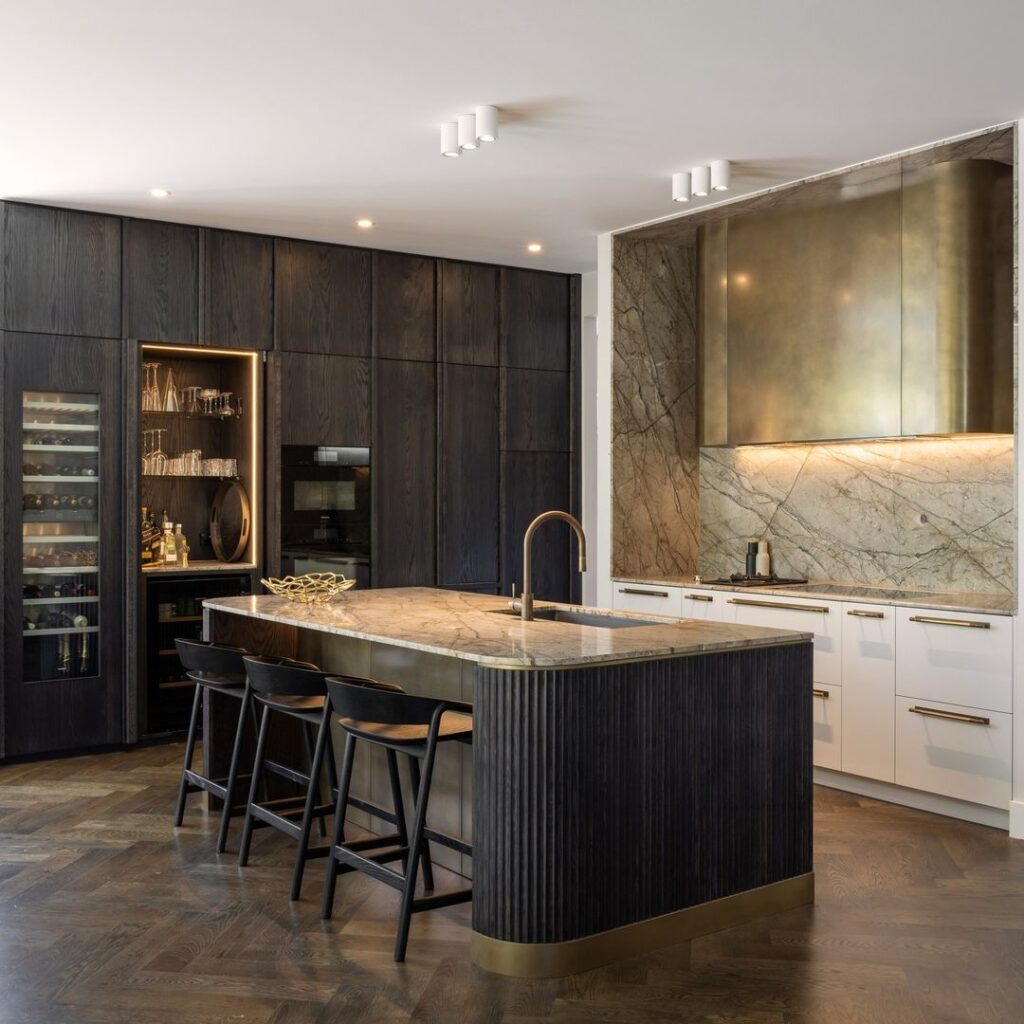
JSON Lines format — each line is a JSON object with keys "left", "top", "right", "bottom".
{"left": 509, "top": 510, "right": 587, "bottom": 621}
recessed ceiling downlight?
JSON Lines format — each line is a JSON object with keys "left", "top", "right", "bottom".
{"left": 527, "top": 243, "right": 542, "bottom": 254}
{"left": 356, "top": 218, "right": 374, "bottom": 229}
{"left": 149, "top": 188, "right": 171, "bottom": 199}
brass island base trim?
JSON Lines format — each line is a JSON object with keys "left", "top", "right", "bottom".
{"left": 471, "top": 872, "right": 814, "bottom": 978}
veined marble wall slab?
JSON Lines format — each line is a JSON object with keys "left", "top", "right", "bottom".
{"left": 699, "top": 438, "right": 1015, "bottom": 595}
{"left": 611, "top": 237, "right": 699, "bottom": 579}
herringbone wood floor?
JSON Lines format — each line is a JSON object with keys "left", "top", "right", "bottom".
{"left": 1, "top": 743, "right": 1022, "bottom": 1023}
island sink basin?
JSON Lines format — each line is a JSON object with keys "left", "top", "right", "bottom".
{"left": 490, "top": 607, "right": 662, "bottom": 629}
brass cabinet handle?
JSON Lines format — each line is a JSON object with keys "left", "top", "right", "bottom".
{"left": 908, "top": 705, "right": 990, "bottom": 726}
{"left": 728, "top": 598, "right": 829, "bottom": 614}
{"left": 812, "top": 688, "right": 830, "bottom": 700}
{"left": 908, "top": 615, "right": 990, "bottom": 630}
{"left": 618, "top": 587, "right": 669, "bottom": 598}
{"left": 685, "top": 594, "right": 713, "bottom": 602}
{"left": 847, "top": 609, "right": 884, "bottom": 619}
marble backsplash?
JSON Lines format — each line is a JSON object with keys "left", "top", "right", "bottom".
{"left": 699, "top": 438, "right": 1015, "bottom": 595}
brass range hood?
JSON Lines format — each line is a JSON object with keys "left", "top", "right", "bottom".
{"left": 697, "top": 159, "right": 1013, "bottom": 447}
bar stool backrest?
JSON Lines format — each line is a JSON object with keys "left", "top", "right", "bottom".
{"left": 243, "top": 655, "right": 327, "bottom": 697}
{"left": 325, "top": 675, "right": 464, "bottom": 726}
{"left": 176, "top": 638, "right": 247, "bottom": 677}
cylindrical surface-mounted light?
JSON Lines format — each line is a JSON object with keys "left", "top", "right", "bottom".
{"left": 692, "top": 165, "right": 711, "bottom": 197}
{"left": 711, "top": 159, "right": 731, "bottom": 191}
{"left": 672, "top": 171, "right": 691, "bottom": 203}
{"left": 475, "top": 104, "right": 498, "bottom": 143}
{"left": 458, "top": 113, "right": 478, "bottom": 150}
{"left": 441, "top": 122, "right": 461, "bottom": 158}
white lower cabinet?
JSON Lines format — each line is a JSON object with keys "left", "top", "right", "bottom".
{"left": 895, "top": 696, "right": 1012, "bottom": 809}
{"left": 612, "top": 583, "right": 683, "bottom": 617}
{"left": 840, "top": 604, "right": 895, "bottom": 782}
{"left": 680, "top": 589, "right": 729, "bottom": 620}
{"left": 812, "top": 681, "right": 842, "bottom": 770}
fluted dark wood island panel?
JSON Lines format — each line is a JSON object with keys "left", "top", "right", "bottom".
{"left": 204, "top": 588, "right": 814, "bottom": 976}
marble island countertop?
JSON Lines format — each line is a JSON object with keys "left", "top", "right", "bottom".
{"left": 203, "top": 588, "right": 811, "bottom": 669}
{"left": 613, "top": 575, "right": 1015, "bottom": 616}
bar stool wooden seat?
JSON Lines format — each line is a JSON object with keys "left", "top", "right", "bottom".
{"left": 321, "top": 675, "right": 473, "bottom": 962}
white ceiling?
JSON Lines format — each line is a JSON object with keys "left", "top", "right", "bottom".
{"left": 3, "top": 1, "right": 1023, "bottom": 273}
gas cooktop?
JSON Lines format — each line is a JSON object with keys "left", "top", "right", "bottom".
{"left": 703, "top": 575, "right": 809, "bottom": 587}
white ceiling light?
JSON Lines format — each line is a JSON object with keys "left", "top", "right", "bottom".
{"left": 475, "top": 105, "right": 498, "bottom": 143}
{"left": 440, "top": 122, "right": 461, "bottom": 158}
{"left": 458, "top": 114, "right": 478, "bottom": 150}
{"left": 671, "top": 171, "right": 691, "bottom": 203}
{"left": 148, "top": 187, "right": 171, "bottom": 199}
{"left": 691, "top": 165, "right": 711, "bottom": 197}
{"left": 527, "top": 242, "right": 542, "bottom": 253}
{"left": 356, "top": 218, "right": 374, "bottom": 229}
{"left": 710, "top": 159, "right": 731, "bottom": 191}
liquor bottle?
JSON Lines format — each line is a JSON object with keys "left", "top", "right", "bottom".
{"left": 162, "top": 521, "right": 178, "bottom": 565}
{"left": 141, "top": 507, "right": 158, "bottom": 565}
{"left": 174, "top": 524, "right": 190, "bottom": 568}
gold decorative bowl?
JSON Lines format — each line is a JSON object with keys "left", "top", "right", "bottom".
{"left": 260, "top": 572, "right": 356, "bottom": 605}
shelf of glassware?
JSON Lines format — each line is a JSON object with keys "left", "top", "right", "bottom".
{"left": 22, "top": 391, "right": 103, "bottom": 682}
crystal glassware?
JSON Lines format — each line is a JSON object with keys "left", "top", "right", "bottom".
{"left": 163, "top": 368, "right": 181, "bottom": 413}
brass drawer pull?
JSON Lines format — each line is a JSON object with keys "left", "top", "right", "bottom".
{"left": 908, "top": 705, "right": 990, "bottom": 726}
{"left": 847, "top": 609, "right": 884, "bottom": 619}
{"left": 618, "top": 587, "right": 669, "bottom": 598}
{"left": 728, "top": 598, "right": 829, "bottom": 614}
{"left": 685, "top": 594, "right": 713, "bottom": 602}
{"left": 908, "top": 615, "right": 990, "bottom": 629}
{"left": 812, "top": 688, "right": 830, "bottom": 700}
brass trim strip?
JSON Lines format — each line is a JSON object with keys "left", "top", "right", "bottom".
{"left": 846, "top": 609, "right": 884, "bottom": 619}
{"left": 908, "top": 615, "right": 990, "bottom": 629}
{"left": 471, "top": 873, "right": 814, "bottom": 978}
{"left": 685, "top": 594, "right": 714, "bottom": 602}
{"left": 618, "top": 587, "right": 670, "bottom": 598}
{"left": 728, "top": 598, "right": 829, "bottom": 614}
{"left": 812, "top": 688, "right": 830, "bottom": 700}
{"left": 908, "top": 705, "right": 990, "bottom": 726}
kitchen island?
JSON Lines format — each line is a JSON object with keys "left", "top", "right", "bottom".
{"left": 203, "top": 587, "right": 814, "bottom": 977}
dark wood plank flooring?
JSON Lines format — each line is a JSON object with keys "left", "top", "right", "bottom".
{"left": 1, "top": 743, "right": 1022, "bottom": 1023}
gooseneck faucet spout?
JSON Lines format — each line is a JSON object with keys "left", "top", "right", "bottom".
{"left": 509, "top": 510, "right": 587, "bottom": 621}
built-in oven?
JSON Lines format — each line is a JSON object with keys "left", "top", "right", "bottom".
{"left": 280, "top": 446, "right": 371, "bottom": 588}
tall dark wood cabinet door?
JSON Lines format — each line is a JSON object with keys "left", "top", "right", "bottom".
{"left": 439, "top": 364, "right": 499, "bottom": 587}
{"left": 500, "top": 451, "right": 572, "bottom": 603}
{"left": 123, "top": 219, "right": 199, "bottom": 343}
{"left": 1, "top": 203, "right": 121, "bottom": 339}
{"left": 279, "top": 353, "right": 371, "bottom": 446}
{"left": 372, "top": 359, "right": 436, "bottom": 587}
{"left": 373, "top": 252, "right": 436, "bottom": 361}
{"left": 275, "top": 239, "right": 371, "bottom": 355}
{"left": 439, "top": 260, "right": 499, "bottom": 365}
{"left": 501, "top": 367, "right": 570, "bottom": 452}
{"left": 2, "top": 332, "right": 124, "bottom": 756}
{"left": 201, "top": 229, "right": 273, "bottom": 350}
{"left": 500, "top": 268, "right": 570, "bottom": 371}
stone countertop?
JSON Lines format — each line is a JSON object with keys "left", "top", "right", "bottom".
{"left": 613, "top": 576, "right": 1015, "bottom": 616}
{"left": 203, "top": 588, "right": 811, "bottom": 669}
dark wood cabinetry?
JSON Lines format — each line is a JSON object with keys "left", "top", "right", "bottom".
{"left": 502, "top": 367, "right": 571, "bottom": 452}
{"left": 1, "top": 203, "right": 122, "bottom": 339}
{"left": 201, "top": 229, "right": 273, "bottom": 350}
{"left": 123, "top": 219, "right": 198, "bottom": 343}
{"left": 439, "top": 363, "right": 500, "bottom": 587}
{"left": 439, "top": 260, "right": 499, "bottom": 365}
{"left": 373, "top": 252, "right": 436, "bottom": 361}
{"left": 279, "top": 352, "right": 371, "bottom": 446}
{"left": 500, "top": 268, "right": 570, "bottom": 371}
{"left": 373, "top": 359, "right": 436, "bottom": 587}
{"left": 275, "top": 239, "right": 371, "bottom": 356}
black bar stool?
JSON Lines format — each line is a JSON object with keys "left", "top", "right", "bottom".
{"left": 320, "top": 676, "right": 473, "bottom": 962}
{"left": 173, "top": 639, "right": 252, "bottom": 829}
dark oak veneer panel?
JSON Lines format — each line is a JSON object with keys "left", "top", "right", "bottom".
{"left": 502, "top": 367, "right": 570, "bottom": 452}
{"left": 275, "top": 239, "right": 371, "bottom": 356}
{"left": 373, "top": 359, "right": 437, "bottom": 586}
{"left": 201, "top": 229, "right": 273, "bottom": 350}
{"left": 439, "top": 364, "right": 499, "bottom": 586}
{"left": 280, "top": 353, "right": 371, "bottom": 446}
{"left": 500, "top": 268, "right": 569, "bottom": 371}
{"left": 1, "top": 203, "right": 121, "bottom": 338}
{"left": 439, "top": 260, "right": 499, "bottom": 365}
{"left": 373, "top": 252, "right": 436, "bottom": 361}
{"left": 123, "top": 219, "right": 198, "bottom": 343}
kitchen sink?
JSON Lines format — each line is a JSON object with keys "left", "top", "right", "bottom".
{"left": 490, "top": 607, "right": 662, "bottom": 629}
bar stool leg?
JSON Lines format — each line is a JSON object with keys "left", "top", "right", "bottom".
{"left": 216, "top": 684, "right": 252, "bottom": 853}
{"left": 395, "top": 741, "right": 438, "bottom": 962}
{"left": 303, "top": 721, "right": 328, "bottom": 840}
{"left": 238, "top": 704, "right": 272, "bottom": 867}
{"left": 321, "top": 732, "right": 356, "bottom": 920}
{"left": 290, "top": 706, "right": 332, "bottom": 901}
{"left": 407, "top": 756, "right": 434, "bottom": 892}
{"left": 386, "top": 750, "right": 408, "bottom": 849}
{"left": 174, "top": 683, "right": 204, "bottom": 827}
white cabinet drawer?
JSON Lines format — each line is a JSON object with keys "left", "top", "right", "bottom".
{"left": 612, "top": 583, "right": 683, "bottom": 617}
{"left": 895, "top": 608, "right": 1012, "bottom": 713}
{"left": 727, "top": 595, "right": 841, "bottom": 684}
{"left": 812, "top": 682, "right": 842, "bottom": 770}
{"left": 895, "top": 696, "right": 1011, "bottom": 809}
{"left": 840, "top": 603, "right": 895, "bottom": 782}
{"left": 680, "top": 589, "right": 732, "bottom": 621}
